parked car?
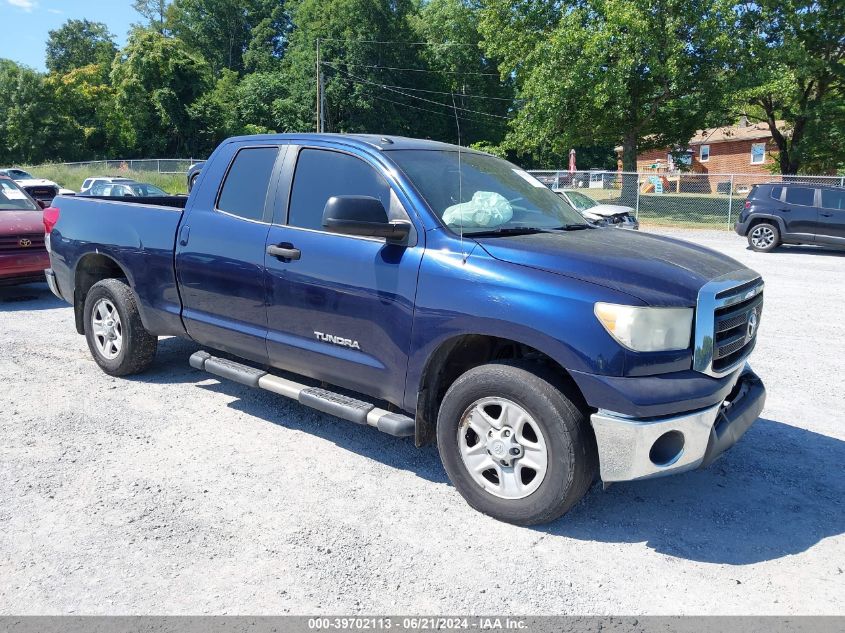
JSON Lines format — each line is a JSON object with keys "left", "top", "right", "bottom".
{"left": 0, "top": 176, "right": 49, "bottom": 286}
{"left": 80, "top": 177, "right": 136, "bottom": 195}
{"left": 0, "top": 168, "right": 75, "bottom": 204}
{"left": 554, "top": 188, "right": 639, "bottom": 229}
{"left": 81, "top": 181, "right": 169, "bottom": 197}
{"left": 44, "top": 134, "right": 765, "bottom": 525}
{"left": 187, "top": 161, "right": 205, "bottom": 192}
{"left": 735, "top": 182, "right": 845, "bottom": 252}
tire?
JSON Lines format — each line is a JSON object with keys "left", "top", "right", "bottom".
{"left": 83, "top": 278, "right": 157, "bottom": 376}
{"left": 747, "top": 222, "right": 780, "bottom": 252}
{"left": 436, "top": 361, "right": 597, "bottom": 525}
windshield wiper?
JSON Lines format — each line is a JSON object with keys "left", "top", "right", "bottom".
{"left": 466, "top": 226, "right": 551, "bottom": 237}
{"left": 553, "top": 224, "right": 590, "bottom": 230}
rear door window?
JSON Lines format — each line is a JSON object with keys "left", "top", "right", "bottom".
{"left": 217, "top": 146, "right": 280, "bottom": 222}
{"left": 821, "top": 189, "right": 845, "bottom": 210}
{"left": 784, "top": 187, "right": 816, "bottom": 207}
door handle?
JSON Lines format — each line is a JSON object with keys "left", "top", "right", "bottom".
{"left": 266, "top": 244, "right": 301, "bottom": 260}
{"left": 179, "top": 225, "right": 190, "bottom": 246}
{"left": 820, "top": 212, "right": 833, "bottom": 217}
{"left": 779, "top": 208, "right": 791, "bottom": 213}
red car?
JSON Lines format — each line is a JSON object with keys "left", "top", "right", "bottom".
{"left": 0, "top": 176, "right": 49, "bottom": 286}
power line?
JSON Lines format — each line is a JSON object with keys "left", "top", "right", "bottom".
{"left": 355, "top": 89, "right": 509, "bottom": 127}
{"left": 331, "top": 68, "right": 514, "bottom": 120}
{"left": 321, "top": 62, "right": 518, "bottom": 101}
{"left": 321, "top": 61, "right": 501, "bottom": 77}
{"left": 318, "top": 37, "right": 481, "bottom": 47}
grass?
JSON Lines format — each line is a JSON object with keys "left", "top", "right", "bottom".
{"left": 21, "top": 164, "right": 188, "bottom": 195}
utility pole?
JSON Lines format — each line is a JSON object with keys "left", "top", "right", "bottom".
{"left": 320, "top": 70, "right": 327, "bottom": 133}
{"left": 315, "top": 37, "right": 321, "bottom": 133}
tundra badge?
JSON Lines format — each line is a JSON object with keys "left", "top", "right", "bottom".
{"left": 314, "top": 331, "right": 361, "bottom": 350}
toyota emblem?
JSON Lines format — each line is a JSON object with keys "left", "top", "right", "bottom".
{"left": 19, "top": 238, "right": 32, "bottom": 247}
{"left": 746, "top": 310, "right": 758, "bottom": 341}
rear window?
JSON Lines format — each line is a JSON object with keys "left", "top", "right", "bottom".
{"left": 821, "top": 189, "right": 845, "bottom": 210}
{"left": 217, "top": 146, "right": 279, "bottom": 221}
{"left": 784, "top": 187, "right": 815, "bottom": 207}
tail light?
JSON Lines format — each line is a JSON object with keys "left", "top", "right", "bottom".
{"left": 43, "top": 206, "right": 60, "bottom": 233}
{"left": 744, "top": 200, "right": 751, "bottom": 209}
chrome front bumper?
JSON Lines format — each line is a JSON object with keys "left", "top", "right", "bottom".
{"left": 589, "top": 365, "right": 765, "bottom": 482}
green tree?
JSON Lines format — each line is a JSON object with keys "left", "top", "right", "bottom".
{"left": 733, "top": 0, "right": 845, "bottom": 174}
{"left": 111, "top": 29, "right": 211, "bottom": 156}
{"left": 45, "top": 19, "right": 117, "bottom": 74}
{"left": 167, "top": 0, "right": 289, "bottom": 75}
{"left": 479, "top": 0, "right": 733, "bottom": 175}
{"left": 410, "top": 0, "right": 514, "bottom": 146}
{"left": 133, "top": 0, "right": 171, "bottom": 35}
{"left": 46, "top": 64, "right": 123, "bottom": 160}
{"left": 0, "top": 60, "right": 78, "bottom": 164}
{"left": 279, "top": 0, "right": 446, "bottom": 136}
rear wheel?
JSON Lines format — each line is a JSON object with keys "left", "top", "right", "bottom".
{"left": 748, "top": 222, "right": 780, "bottom": 252}
{"left": 436, "top": 361, "right": 597, "bottom": 525}
{"left": 84, "top": 279, "right": 157, "bottom": 376}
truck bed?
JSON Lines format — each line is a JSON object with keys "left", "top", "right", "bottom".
{"left": 48, "top": 195, "right": 188, "bottom": 337}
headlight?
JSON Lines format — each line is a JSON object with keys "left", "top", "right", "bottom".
{"left": 594, "top": 303, "right": 693, "bottom": 352}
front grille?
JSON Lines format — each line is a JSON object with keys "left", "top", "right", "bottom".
{"left": 0, "top": 233, "right": 45, "bottom": 252}
{"left": 693, "top": 271, "right": 764, "bottom": 377}
{"left": 712, "top": 292, "right": 763, "bottom": 372}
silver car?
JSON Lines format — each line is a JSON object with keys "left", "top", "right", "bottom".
{"left": 553, "top": 188, "right": 639, "bottom": 229}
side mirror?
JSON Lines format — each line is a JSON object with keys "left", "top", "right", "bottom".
{"left": 322, "top": 195, "right": 410, "bottom": 243}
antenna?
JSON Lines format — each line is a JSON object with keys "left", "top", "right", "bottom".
{"left": 451, "top": 92, "right": 466, "bottom": 262}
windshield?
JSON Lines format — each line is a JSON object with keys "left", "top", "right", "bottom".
{"left": 562, "top": 191, "right": 597, "bottom": 211}
{"left": 390, "top": 150, "right": 587, "bottom": 234}
{"left": 6, "top": 169, "right": 34, "bottom": 180}
{"left": 0, "top": 180, "right": 37, "bottom": 211}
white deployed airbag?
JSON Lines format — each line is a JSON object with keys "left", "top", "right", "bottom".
{"left": 442, "top": 191, "right": 513, "bottom": 228}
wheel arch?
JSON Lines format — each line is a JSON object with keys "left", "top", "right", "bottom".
{"left": 746, "top": 213, "right": 786, "bottom": 235}
{"left": 413, "top": 333, "right": 586, "bottom": 446}
{"left": 72, "top": 253, "right": 132, "bottom": 334}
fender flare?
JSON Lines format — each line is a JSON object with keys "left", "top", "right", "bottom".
{"left": 745, "top": 213, "right": 787, "bottom": 235}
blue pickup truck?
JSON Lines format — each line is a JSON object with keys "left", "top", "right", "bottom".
{"left": 43, "top": 134, "right": 766, "bottom": 525}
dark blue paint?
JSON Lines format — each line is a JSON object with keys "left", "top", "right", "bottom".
{"left": 48, "top": 133, "right": 757, "bottom": 421}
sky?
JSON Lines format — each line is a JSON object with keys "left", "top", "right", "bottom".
{"left": 0, "top": 0, "right": 137, "bottom": 71}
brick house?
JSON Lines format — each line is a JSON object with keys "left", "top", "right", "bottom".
{"left": 617, "top": 119, "right": 788, "bottom": 192}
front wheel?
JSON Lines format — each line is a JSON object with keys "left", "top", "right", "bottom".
{"left": 83, "top": 278, "right": 157, "bottom": 376}
{"left": 436, "top": 361, "right": 597, "bottom": 525}
{"left": 748, "top": 222, "right": 780, "bottom": 252}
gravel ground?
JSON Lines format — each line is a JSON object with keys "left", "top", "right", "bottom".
{"left": 1, "top": 228, "right": 843, "bottom": 615}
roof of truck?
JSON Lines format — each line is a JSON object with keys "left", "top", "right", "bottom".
{"left": 225, "top": 133, "right": 478, "bottom": 153}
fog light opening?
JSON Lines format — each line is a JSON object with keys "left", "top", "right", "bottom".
{"left": 649, "top": 430, "right": 685, "bottom": 467}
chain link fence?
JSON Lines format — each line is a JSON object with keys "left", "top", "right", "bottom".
{"left": 57, "top": 158, "right": 204, "bottom": 175}
{"left": 528, "top": 170, "right": 845, "bottom": 229}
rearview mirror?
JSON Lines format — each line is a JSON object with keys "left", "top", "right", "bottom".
{"left": 322, "top": 195, "right": 410, "bottom": 243}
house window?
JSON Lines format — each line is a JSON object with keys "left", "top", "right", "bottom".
{"left": 750, "top": 143, "right": 766, "bottom": 165}
{"left": 699, "top": 145, "right": 710, "bottom": 162}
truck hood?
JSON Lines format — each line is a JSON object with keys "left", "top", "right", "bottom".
{"left": 587, "top": 204, "right": 635, "bottom": 217}
{"left": 475, "top": 228, "right": 747, "bottom": 306}
{"left": 0, "top": 209, "right": 44, "bottom": 235}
